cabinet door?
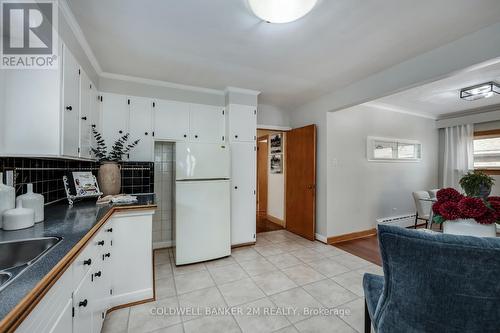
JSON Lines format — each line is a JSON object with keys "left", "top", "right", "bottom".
{"left": 48, "top": 298, "right": 72, "bottom": 333}
{"left": 61, "top": 46, "right": 81, "bottom": 157}
{"left": 79, "top": 71, "right": 92, "bottom": 159}
{"left": 229, "top": 104, "right": 257, "bottom": 142}
{"left": 154, "top": 100, "right": 190, "bottom": 141}
{"left": 128, "top": 96, "right": 153, "bottom": 161}
{"left": 230, "top": 142, "right": 257, "bottom": 245}
{"left": 73, "top": 269, "right": 94, "bottom": 333}
{"left": 101, "top": 93, "right": 129, "bottom": 157}
{"left": 189, "top": 104, "right": 225, "bottom": 143}
{"left": 89, "top": 86, "right": 101, "bottom": 159}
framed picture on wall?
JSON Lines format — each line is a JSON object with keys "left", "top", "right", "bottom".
{"left": 270, "top": 134, "right": 283, "bottom": 154}
{"left": 270, "top": 154, "right": 283, "bottom": 174}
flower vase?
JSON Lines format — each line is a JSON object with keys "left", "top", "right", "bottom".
{"left": 98, "top": 162, "right": 121, "bottom": 196}
{"left": 443, "top": 218, "right": 496, "bottom": 237}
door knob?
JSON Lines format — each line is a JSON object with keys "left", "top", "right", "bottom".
{"left": 306, "top": 185, "right": 315, "bottom": 189}
{"left": 65, "top": 106, "right": 72, "bottom": 111}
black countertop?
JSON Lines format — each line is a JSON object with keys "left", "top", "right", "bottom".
{"left": 0, "top": 194, "right": 156, "bottom": 323}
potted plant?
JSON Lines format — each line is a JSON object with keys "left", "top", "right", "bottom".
{"left": 91, "top": 129, "right": 139, "bottom": 196}
{"left": 459, "top": 171, "right": 495, "bottom": 198}
{"left": 432, "top": 188, "right": 497, "bottom": 237}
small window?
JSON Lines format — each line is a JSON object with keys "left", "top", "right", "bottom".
{"left": 473, "top": 130, "right": 500, "bottom": 170}
{"left": 367, "top": 137, "right": 421, "bottom": 162}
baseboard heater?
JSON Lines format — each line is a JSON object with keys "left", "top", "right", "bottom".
{"left": 376, "top": 214, "right": 416, "bottom": 228}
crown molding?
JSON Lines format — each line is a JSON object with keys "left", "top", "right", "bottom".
{"left": 362, "top": 102, "right": 437, "bottom": 120}
{"left": 437, "top": 103, "right": 500, "bottom": 120}
{"left": 100, "top": 72, "right": 226, "bottom": 96}
{"left": 58, "top": 0, "right": 103, "bottom": 75}
{"left": 225, "top": 86, "right": 261, "bottom": 96}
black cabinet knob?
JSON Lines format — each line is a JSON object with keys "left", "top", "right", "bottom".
{"left": 83, "top": 259, "right": 92, "bottom": 266}
{"left": 94, "top": 271, "right": 102, "bottom": 278}
{"left": 195, "top": 135, "right": 199, "bottom": 138}
{"left": 79, "top": 299, "right": 88, "bottom": 307}
{"left": 91, "top": 124, "right": 96, "bottom": 128}
{"left": 234, "top": 186, "right": 238, "bottom": 190}
{"left": 81, "top": 116, "right": 87, "bottom": 120}
{"left": 105, "top": 228, "right": 113, "bottom": 233}
{"left": 65, "top": 106, "right": 72, "bottom": 111}
{"left": 97, "top": 240, "right": 105, "bottom": 246}
{"left": 235, "top": 135, "right": 238, "bottom": 139}
{"left": 183, "top": 134, "right": 187, "bottom": 138}
{"left": 145, "top": 132, "right": 148, "bottom": 136}
{"left": 119, "top": 130, "right": 123, "bottom": 134}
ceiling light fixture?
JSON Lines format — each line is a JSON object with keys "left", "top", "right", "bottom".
{"left": 460, "top": 81, "right": 500, "bottom": 101}
{"left": 248, "top": 0, "right": 318, "bottom": 24}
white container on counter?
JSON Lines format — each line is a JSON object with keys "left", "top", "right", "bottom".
{"left": 0, "top": 172, "right": 16, "bottom": 229}
{"left": 2, "top": 201, "right": 35, "bottom": 231}
{"left": 16, "top": 183, "right": 44, "bottom": 223}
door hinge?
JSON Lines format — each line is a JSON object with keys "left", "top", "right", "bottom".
{"left": 153, "top": 102, "right": 156, "bottom": 108}
{"left": 254, "top": 190, "right": 256, "bottom": 195}
{"left": 254, "top": 146, "right": 256, "bottom": 151}
{"left": 110, "top": 288, "right": 113, "bottom": 295}
{"left": 89, "top": 84, "right": 92, "bottom": 89}
{"left": 253, "top": 234, "right": 256, "bottom": 239}
{"left": 78, "top": 69, "right": 81, "bottom": 75}
{"left": 222, "top": 110, "right": 225, "bottom": 115}
{"left": 254, "top": 109, "right": 257, "bottom": 115}
{"left": 152, "top": 131, "right": 155, "bottom": 137}
{"left": 254, "top": 135, "right": 256, "bottom": 140}
{"left": 111, "top": 240, "right": 113, "bottom": 246}
{"left": 222, "top": 135, "right": 225, "bottom": 141}
{"left": 127, "top": 99, "right": 130, "bottom": 105}
{"left": 77, "top": 147, "right": 80, "bottom": 153}
{"left": 72, "top": 307, "right": 75, "bottom": 317}
{"left": 102, "top": 312, "right": 105, "bottom": 319}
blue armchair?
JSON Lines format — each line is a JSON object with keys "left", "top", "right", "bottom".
{"left": 363, "top": 224, "right": 500, "bottom": 333}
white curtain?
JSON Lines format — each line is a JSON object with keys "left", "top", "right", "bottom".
{"left": 443, "top": 124, "right": 474, "bottom": 190}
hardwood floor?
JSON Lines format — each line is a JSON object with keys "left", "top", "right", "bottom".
{"left": 334, "top": 235, "right": 382, "bottom": 266}
{"left": 256, "top": 214, "right": 284, "bottom": 233}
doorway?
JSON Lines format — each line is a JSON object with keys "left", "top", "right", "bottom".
{"left": 256, "top": 129, "right": 286, "bottom": 233}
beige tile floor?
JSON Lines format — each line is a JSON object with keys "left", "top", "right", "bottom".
{"left": 102, "top": 230, "right": 383, "bottom": 333}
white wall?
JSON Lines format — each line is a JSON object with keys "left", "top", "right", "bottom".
{"left": 258, "top": 104, "right": 291, "bottom": 128}
{"left": 290, "top": 22, "right": 500, "bottom": 239}
{"left": 327, "top": 105, "right": 439, "bottom": 236}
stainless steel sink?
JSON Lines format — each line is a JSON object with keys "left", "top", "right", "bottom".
{"left": 0, "top": 237, "right": 62, "bottom": 291}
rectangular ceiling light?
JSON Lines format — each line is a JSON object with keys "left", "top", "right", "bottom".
{"left": 460, "top": 81, "right": 500, "bottom": 101}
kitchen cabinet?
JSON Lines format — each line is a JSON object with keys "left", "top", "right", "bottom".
{"left": 101, "top": 93, "right": 130, "bottom": 153}
{"left": 153, "top": 99, "right": 190, "bottom": 141}
{"left": 14, "top": 210, "right": 154, "bottom": 333}
{"left": 128, "top": 97, "right": 154, "bottom": 161}
{"left": 61, "top": 45, "right": 81, "bottom": 158}
{"left": 189, "top": 103, "right": 225, "bottom": 143}
{"left": 79, "top": 71, "right": 94, "bottom": 159}
{"left": 89, "top": 84, "right": 101, "bottom": 159}
{"left": 228, "top": 104, "right": 257, "bottom": 142}
{"left": 230, "top": 142, "right": 257, "bottom": 245}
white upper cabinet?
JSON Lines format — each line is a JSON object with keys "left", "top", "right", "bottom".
{"left": 61, "top": 46, "right": 81, "bottom": 157}
{"left": 79, "top": 71, "right": 93, "bottom": 159}
{"left": 189, "top": 104, "right": 225, "bottom": 143}
{"left": 153, "top": 100, "right": 190, "bottom": 141}
{"left": 101, "top": 93, "right": 129, "bottom": 153}
{"left": 89, "top": 84, "right": 101, "bottom": 159}
{"left": 128, "top": 96, "right": 153, "bottom": 161}
{"left": 228, "top": 104, "right": 257, "bottom": 142}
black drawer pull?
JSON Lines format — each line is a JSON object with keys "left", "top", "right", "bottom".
{"left": 97, "top": 240, "right": 105, "bottom": 246}
{"left": 81, "top": 116, "right": 87, "bottom": 120}
{"left": 94, "top": 271, "right": 102, "bottom": 278}
{"left": 83, "top": 259, "right": 92, "bottom": 266}
{"left": 105, "top": 228, "right": 113, "bottom": 233}
{"left": 103, "top": 253, "right": 111, "bottom": 260}
{"left": 65, "top": 106, "right": 72, "bottom": 111}
{"left": 79, "top": 299, "right": 88, "bottom": 307}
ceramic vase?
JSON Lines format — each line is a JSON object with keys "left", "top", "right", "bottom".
{"left": 0, "top": 172, "right": 16, "bottom": 229}
{"left": 2, "top": 201, "right": 35, "bottom": 231}
{"left": 16, "top": 183, "right": 44, "bottom": 223}
{"left": 98, "top": 162, "right": 121, "bottom": 196}
{"left": 443, "top": 218, "right": 496, "bottom": 237}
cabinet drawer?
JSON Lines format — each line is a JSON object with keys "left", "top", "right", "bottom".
{"left": 73, "top": 237, "right": 97, "bottom": 290}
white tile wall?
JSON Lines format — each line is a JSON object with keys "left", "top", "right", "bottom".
{"left": 154, "top": 142, "right": 175, "bottom": 247}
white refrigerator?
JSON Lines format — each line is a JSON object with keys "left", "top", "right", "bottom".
{"left": 175, "top": 142, "right": 231, "bottom": 265}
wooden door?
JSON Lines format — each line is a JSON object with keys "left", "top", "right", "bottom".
{"left": 257, "top": 136, "right": 268, "bottom": 214}
{"left": 286, "top": 125, "right": 316, "bottom": 240}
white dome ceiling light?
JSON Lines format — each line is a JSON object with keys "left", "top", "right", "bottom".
{"left": 248, "top": 0, "right": 318, "bottom": 24}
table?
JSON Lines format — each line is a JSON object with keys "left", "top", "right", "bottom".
{"left": 419, "top": 198, "right": 437, "bottom": 229}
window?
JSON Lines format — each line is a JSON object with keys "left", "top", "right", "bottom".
{"left": 367, "top": 137, "right": 421, "bottom": 162}
{"left": 473, "top": 130, "right": 500, "bottom": 170}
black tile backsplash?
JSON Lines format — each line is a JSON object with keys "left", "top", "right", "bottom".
{"left": 0, "top": 157, "right": 154, "bottom": 205}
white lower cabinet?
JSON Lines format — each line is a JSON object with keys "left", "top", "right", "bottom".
{"left": 15, "top": 210, "right": 154, "bottom": 333}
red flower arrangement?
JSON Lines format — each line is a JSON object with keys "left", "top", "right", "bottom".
{"left": 432, "top": 188, "right": 499, "bottom": 225}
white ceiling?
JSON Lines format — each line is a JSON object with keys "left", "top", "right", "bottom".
{"left": 371, "top": 59, "right": 500, "bottom": 118}
{"left": 67, "top": 0, "right": 500, "bottom": 109}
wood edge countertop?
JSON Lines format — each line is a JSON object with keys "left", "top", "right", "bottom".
{"left": 0, "top": 204, "right": 157, "bottom": 333}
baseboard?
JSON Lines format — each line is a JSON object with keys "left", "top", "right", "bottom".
{"left": 327, "top": 228, "right": 377, "bottom": 244}
{"left": 231, "top": 241, "right": 256, "bottom": 248}
{"left": 315, "top": 233, "right": 328, "bottom": 244}
{"left": 107, "top": 288, "right": 154, "bottom": 313}
{"left": 266, "top": 214, "right": 284, "bottom": 226}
